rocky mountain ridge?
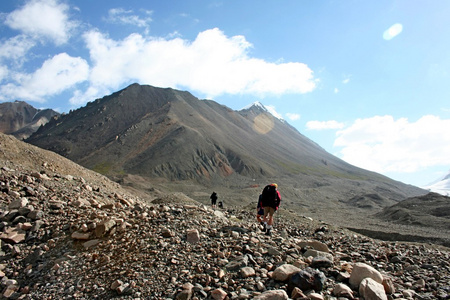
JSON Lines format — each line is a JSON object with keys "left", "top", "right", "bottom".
{"left": 0, "top": 101, "right": 60, "bottom": 140}
{"left": 0, "top": 133, "right": 449, "bottom": 299}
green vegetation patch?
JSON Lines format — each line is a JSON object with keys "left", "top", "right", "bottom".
{"left": 92, "top": 162, "right": 112, "bottom": 175}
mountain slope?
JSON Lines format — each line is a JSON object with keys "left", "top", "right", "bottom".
{"left": 375, "top": 192, "right": 450, "bottom": 234}
{"left": 26, "top": 83, "right": 425, "bottom": 218}
{"left": 0, "top": 101, "right": 60, "bottom": 139}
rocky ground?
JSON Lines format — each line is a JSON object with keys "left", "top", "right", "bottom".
{"left": 0, "top": 165, "right": 449, "bottom": 300}
{"left": 1, "top": 133, "right": 450, "bottom": 299}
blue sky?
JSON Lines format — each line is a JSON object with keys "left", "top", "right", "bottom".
{"left": 1, "top": 0, "right": 450, "bottom": 187}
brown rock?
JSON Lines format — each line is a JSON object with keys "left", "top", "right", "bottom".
{"left": 0, "top": 227, "right": 26, "bottom": 244}
{"left": 95, "top": 219, "right": 116, "bottom": 237}
{"left": 71, "top": 231, "right": 91, "bottom": 240}
{"left": 333, "top": 283, "right": 354, "bottom": 298}
{"left": 83, "top": 239, "right": 101, "bottom": 249}
{"left": 210, "top": 288, "right": 227, "bottom": 300}
{"left": 110, "top": 280, "right": 123, "bottom": 290}
{"left": 254, "top": 290, "right": 289, "bottom": 299}
{"left": 291, "top": 287, "right": 307, "bottom": 299}
{"left": 382, "top": 276, "right": 395, "bottom": 294}
{"left": 240, "top": 266, "right": 256, "bottom": 278}
{"left": 8, "top": 197, "right": 28, "bottom": 209}
{"left": 176, "top": 289, "right": 193, "bottom": 300}
{"left": 187, "top": 229, "right": 200, "bottom": 244}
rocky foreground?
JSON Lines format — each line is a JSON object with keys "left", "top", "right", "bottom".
{"left": 0, "top": 164, "right": 449, "bottom": 300}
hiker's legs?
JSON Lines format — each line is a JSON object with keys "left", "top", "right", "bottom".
{"left": 263, "top": 207, "right": 270, "bottom": 223}
{"left": 267, "top": 208, "right": 275, "bottom": 225}
{"left": 268, "top": 214, "right": 274, "bottom": 226}
{"left": 262, "top": 207, "right": 275, "bottom": 235}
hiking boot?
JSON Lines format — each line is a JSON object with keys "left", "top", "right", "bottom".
{"left": 261, "top": 223, "right": 267, "bottom": 232}
{"left": 265, "top": 229, "right": 271, "bottom": 236}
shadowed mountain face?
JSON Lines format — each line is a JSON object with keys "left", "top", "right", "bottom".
{"left": 0, "top": 101, "right": 60, "bottom": 140}
{"left": 375, "top": 192, "right": 450, "bottom": 230}
{"left": 26, "top": 83, "right": 425, "bottom": 216}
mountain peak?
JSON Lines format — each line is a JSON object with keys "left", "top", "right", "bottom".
{"left": 240, "top": 101, "right": 267, "bottom": 112}
{"left": 0, "top": 101, "right": 59, "bottom": 139}
{"left": 240, "top": 101, "right": 284, "bottom": 122}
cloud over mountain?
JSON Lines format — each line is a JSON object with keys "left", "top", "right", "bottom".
{"left": 334, "top": 115, "right": 450, "bottom": 174}
{"left": 1, "top": 1, "right": 317, "bottom": 107}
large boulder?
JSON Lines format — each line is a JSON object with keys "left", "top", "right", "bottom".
{"left": 349, "top": 262, "right": 383, "bottom": 288}
{"left": 272, "top": 264, "right": 302, "bottom": 281}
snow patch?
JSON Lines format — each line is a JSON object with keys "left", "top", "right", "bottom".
{"left": 422, "top": 170, "right": 450, "bottom": 196}
{"left": 240, "top": 101, "right": 285, "bottom": 122}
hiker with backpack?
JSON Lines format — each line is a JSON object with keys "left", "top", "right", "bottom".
{"left": 261, "top": 183, "right": 281, "bottom": 236}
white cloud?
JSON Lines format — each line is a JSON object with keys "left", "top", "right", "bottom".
{"left": 343, "top": 78, "right": 350, "bottom": 84}
{"left": 0, "top": 53, "right": 89, "bottom": 102}
{"left": 70, "top": 85, "right": 108, "bottom": 106}
{"left": 105, "top": 8, "right": 153, "bottom": 33}
{"left": 334, "top": 88, "right": 339, "bottom": 93}
{"left": 334, "top": 115, "right": 450, "bottom": 173}
{"left": 0, "top": 35, "right": 35, "bottom": 63}
{"left": 4, "top": 0, "right": 76, "bottom": 45}
{"left": 0, "top": 66, "right": 8, "bottom": 82}
{"left": 383, "top": 23, "right": 403, "bottom": 41}
{"left": 75, "top": 28, "right": 316, "bottom": 104}
{"left": 306, "top": 120, "right": 345, "bottom": 130}
{"left": 286, "top": 113, "right": 301, "bottom": 121}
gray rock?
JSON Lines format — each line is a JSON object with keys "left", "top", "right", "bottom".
{"left": 359, "top": 278, "right": 387, "bottom": 300}
{"left": 288, "top": 267, "right": 326, "bottom": 292}
{"left": 226, "top": 255, "right": 249, "bottom": 271}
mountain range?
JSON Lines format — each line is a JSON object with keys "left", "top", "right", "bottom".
{"left": 22, "top": 83, "right": 426, "bottom": 224}
{"left": 4, "top": 83, "right": 449, "bottom": 243}
{"left": 0, "top": 100, "right": 60, "bottom": 140}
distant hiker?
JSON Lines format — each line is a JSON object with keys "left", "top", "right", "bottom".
{"left": 210, "top": 192, "right": 218, "bottom": 209}
{"left": 218, "top": 200, "right": 223, "bottom": 209}
{"left": 256, "top": 194, "right": 264, "bottom": 227}
{"left": 261, "top": 183, "right": 281, "bottom": 236}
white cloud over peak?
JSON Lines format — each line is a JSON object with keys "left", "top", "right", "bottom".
{"left": 4, "top": 0, "right": 76, "bottom": 45}
{"left": 334, "top": 115, "right": 450, "bottom": 173}
{"left": 71, "top": 28, "right": 317, "bottom": 104}
{"left": 0, "top": 53, "right": 89, "bottom": 102}
{"left": 306, "top": 120, "right": 344, "bottom": 130}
